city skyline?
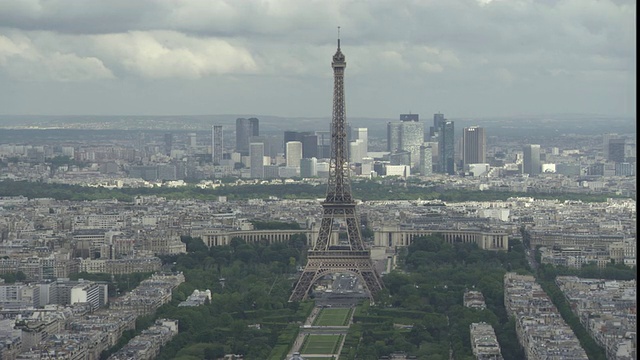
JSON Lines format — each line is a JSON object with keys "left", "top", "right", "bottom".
{"left": 0, "top": 0, "right": 635, "bottom": 119}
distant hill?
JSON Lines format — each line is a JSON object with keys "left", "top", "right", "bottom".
{"left": 0, "top": 114, "right": 635, "bottom": 138}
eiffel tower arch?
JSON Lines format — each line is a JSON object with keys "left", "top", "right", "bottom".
{"left": 289, "top": 36, "right": 384, "bottom": 303}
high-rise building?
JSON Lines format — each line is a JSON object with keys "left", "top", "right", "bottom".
{"left": 301, "top": 134, "right": 318, "bottom": 159}
{"left": 188, "top": 133, "right": 197, "bottom": 148}
{"left": 249, "top": 118, "right": 259, "bottom": 136}
{"left": 355, "top": 128, "right": 368, "bottom": 154}
{"left": 212, "top": 125, "right": 223, "bottom": 165}
{"left": 250, "top": 134, "right": 278, "bottom": 158}
{"left": 286, "top": 141, "right": 303, "bottom": 168}
{"left": 399, "top": 114, "right": 424, "bottom": 168}
{"left": 608, "top": 138, "right": 627, "bottom": 163}
{"left": 523, "top": 144, "right": 541, "bottom": 176}
{"left": 236, "top": 117, "right": 259, "bottom": 155}
{"left": 351, "top": 127, "right": 368, "bottom": 164}
{"left": 284, "top": 131, "right": 318, "bottom": 159}
{"left": 430, "top": 113, "right": 445, "bottom": 138}
{"left": 400, "top": 114, "right": 419, "bottom": 122}
{"left": 349, "top": 139, "right": 366, "bottom": 164}
{"left": 387, "top": 122, "right": 401, "bottom": 153}
{"left": 315, "top": 131, "right": 331, "bottom": 159}
{"left": 249, "top": 142, "right": 264, "bottom": 179}
{"left": 420, "top": 144, "right": 433, "bottom": 176}
{"left": 249, "top": 136, "right": 272, "bottom": 159}
{"left": 163, "top": 133, "right": 173, "bottom": 156}
{"left": 438, "top": 120, "right": 455, "bottom": 174}
{"left": 602, "top": 133, "right": 618, "bottom": 159}
{"left": 462, "top": 126, "right": 486, "bottom": 167}
{"left": 389, "top": 151, "right": 411, "bottom": 166}
{"left": 361, "top": 157, "right": 374, "bottom": 176}
{"left": 300, "top": 157, "right": 318, "bottom": 178}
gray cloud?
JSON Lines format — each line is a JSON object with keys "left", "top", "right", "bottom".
{"left": 0, "top": 0, "right": 635, "bottom": 118}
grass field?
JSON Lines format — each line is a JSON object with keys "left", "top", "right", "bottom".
{"left": 300, "top": 334, "right": 343, "bottom": 355}
{"left": 312, "top": 308, "right": 352, "bottom": 326}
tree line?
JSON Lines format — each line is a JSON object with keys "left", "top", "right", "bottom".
{"left": 0, "top": 179, "right": 619, "bottom": 203}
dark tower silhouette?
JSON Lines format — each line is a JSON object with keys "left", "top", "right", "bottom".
{"left": 289, "top": 36, "right": 384, "bottom": 302}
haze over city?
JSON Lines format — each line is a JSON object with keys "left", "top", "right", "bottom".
{"left": 0, "top": 0, "right": 636, "bottom": 119}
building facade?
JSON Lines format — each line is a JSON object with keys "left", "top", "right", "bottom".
{"left": 462, "top": 126, "right": 486, "bottom": 167}
{"left": 235, "top": 117, "right": 259, "bottom": 155}
{"left": 300, "top": 157, "right": 318, "bottom": 178}
{"left": 249, "top": 142, "right": 265, "bottom": 179}
{"left": 387, "top": 122, "right": 401, "bottom": 153}
{"left": 523, "top": 144, "right": 541, "bottom": 176}
{"left": 286, "top": 141, "right": 303, "bottom": 168}
{"left": 420, "top": 144, "right": 433, "bottom": 176}
{"left": 399, "top": 114, "right": 424, "bottom": 168}
{"left": 212, "top": 125, "right": 223, "bottom": 165}
{"left": 439, "top": 120, "right": 455, "bottom": 174}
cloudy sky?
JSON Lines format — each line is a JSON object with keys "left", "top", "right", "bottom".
{"left": 0, "top": 0, "right": 635, "bottom": 119}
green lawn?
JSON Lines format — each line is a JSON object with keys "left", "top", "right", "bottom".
{"left": 312, "top": 308, "right": 352, "bottom": 326}
{"left": 300, "top": 334, "right": 342, "bottom": 355}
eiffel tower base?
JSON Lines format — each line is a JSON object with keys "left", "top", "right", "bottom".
{"left": 289, "top": 252, "right": 383, "bottom": 302}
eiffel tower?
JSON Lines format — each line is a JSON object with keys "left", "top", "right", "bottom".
{"left": 289, "top": 35, "right": 384, "bottom": 302}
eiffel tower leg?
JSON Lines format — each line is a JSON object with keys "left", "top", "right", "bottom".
{"left": 314, "top": 216, "right": 333, "bottom": 250}
{"left": 289, "top": 269, "right": 318, "bottom": 302}
{"left": 361, "top": 268, "right": 384, "bottom": 299}
{"left": 345, "top": 214, "right": 363, "bottom": 250}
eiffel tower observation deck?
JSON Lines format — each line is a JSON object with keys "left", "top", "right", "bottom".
{"left": 289, "top": 35, "right": 384, "bottom": 303}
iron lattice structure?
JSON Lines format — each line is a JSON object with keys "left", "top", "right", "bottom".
{"left": 289, "top": 39, "right": 384, "bottom": 302}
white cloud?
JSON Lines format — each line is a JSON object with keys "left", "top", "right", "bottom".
{"left": 0, "top": 0, "right": 634, "bottom": 116}
{"left": 91, "top": 31, "right": 258, "bottom": 79}
{"left": 0, "top": 33, "right": 113, "bottom": 81}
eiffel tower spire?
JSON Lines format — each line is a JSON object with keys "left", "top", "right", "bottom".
{"left": 289, "top": 35, "right": 384, "bottom": 303}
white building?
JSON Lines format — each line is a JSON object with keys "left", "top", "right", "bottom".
{"left": 385, "top": 165, "right": 410, "bottom": 178}
{"left": 286, "top": 141, "right": 303, "bottom": 168}
{"left": 70, "top": 282, "right": 108, "bottom": 310}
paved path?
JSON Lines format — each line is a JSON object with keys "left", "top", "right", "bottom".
{"left": 286, "top": 305, "right": 354, "bottom": 360}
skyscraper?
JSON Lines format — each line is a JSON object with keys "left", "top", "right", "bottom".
{"left": 249, "top": 117, "right": 259, "bottom": 136}
{"left": 315, "top": 131, "right": 331, "bottom": 159}
{"left": 420, "top": 144, "right": 433, "bottom": 176}
{"left": 250, "top": 142, "right": 264, "bottom": 179}
{"left": 236, "top": 117, "right": 259, "bottom": 155}
{"left": 462, "top": 126, "right": 486, "bottom": 167}
{"left": 355, "top": 128, "right": 368, "bottom": 153}
{"left": 300, "top": 157, "right": 318, "bottom": 178}
{"left": 399, "top": 114, "right": 424, "bottom": 168}
{"left": 350, "top": 127, "right": 368, "bottom": 164}
{"left": 400, "top": 114, "right": 419, "bottom": 122}
{"left": 387, "top": 122, "right": 401, "bottom": 153}
{"left": 430, "top": 113, "right": 445, "bottom": 138}
{"left": 438, "top": 120, "right": 455, "bottom": 174}
{"left": 286, "top": 141, "right": 303, "bottom": 168}
{"left": 608, "top": 138, "right": 627, "bottom": 163}
{"left": 163, "top": 133, "right": 173, "bottom": 156}
{"left": 523, "top": 144, "right": 541, "bottom": 176}
{"left": 212, "top": 125, "right": 223, "bottom": 165}
{"left": 602, "top": 133, "right": 618, "bottom": 160}
{"left": 349, "top": 139, "right": 366, "bottom": 164}
{"left": 284, "top": 131, "right": 318, "bottom": 159}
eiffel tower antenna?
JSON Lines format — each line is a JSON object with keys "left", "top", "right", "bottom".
{"left": 289, "top": 35, "right": 384, "bottom": 303}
